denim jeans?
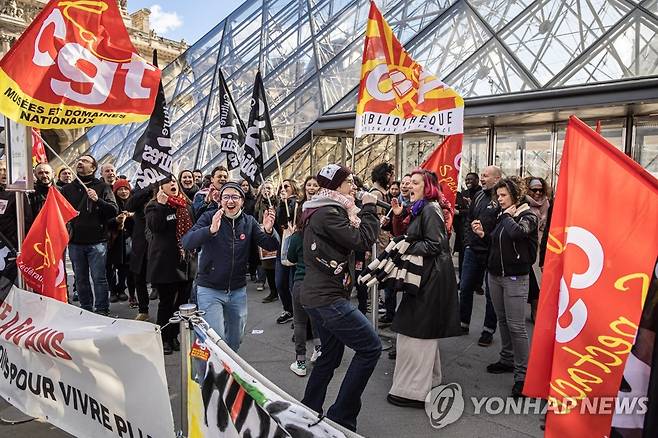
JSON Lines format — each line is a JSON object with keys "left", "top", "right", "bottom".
{"left": 69, "top": 243, "right": 110, "bottom": 312}
{"left": 459, "top": 247, "right": 497, "bottom": 333}
{"left": 197, "top": 285, "right": 247, "bottom": 352}
{"left": 488, "top": 273, "right": 530, "bottom": 382}
{"left": 275, "top": 256, "right": 293, "bottom": 313}
{"left": 302, "top": 299, "right": 382, "bottom": 432}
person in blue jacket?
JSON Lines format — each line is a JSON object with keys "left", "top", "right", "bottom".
{"left": 182, "top": 181, "right": 279, "bottom": 351}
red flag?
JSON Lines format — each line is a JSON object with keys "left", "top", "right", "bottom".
{"left": 0, "top": 0, "right": 160, "bottom": 129}
{"left": 31, "top": 128, "right": 48, "bottom": 167}
{"left": 17, "top": 187, "right": 78, "bottom": 301}
{"left": 420, "top": 134, "right": 463, "bottom": 208}
{"left": 524, "top": 116, "right": 658, "bottom": 437}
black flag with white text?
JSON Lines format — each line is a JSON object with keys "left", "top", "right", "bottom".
{"left": 133, "top": 51, "right": 173, "bottom": 189}
{"left": 217, "top": 69, "right": 246, "bottom": 171}
{"left": 239, "top": 71, "right": 273, "bottom": 185}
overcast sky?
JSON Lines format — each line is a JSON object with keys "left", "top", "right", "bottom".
{"left": 128, "top": 1, "right": 245, "bottom": 44}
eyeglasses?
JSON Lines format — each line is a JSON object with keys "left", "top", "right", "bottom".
{"left": 283, "top": 184, "right": 290, "bottom": 189}
{"left": 221, "top": 195, "right": 242, "bottom": 201}
{"left": 530, "top": 188, "right": 544, "bottom": 193}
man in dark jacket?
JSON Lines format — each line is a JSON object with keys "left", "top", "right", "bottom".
{"left": 192, "top": 165, "right": 228, "bottom": 218}
{"left": 453, "top": 172, "right": 481, "bottom": 275}
{"left": 300, "top": 164, "right": 380, "bottom": 432}
{"left": 28, "top": 163, "right": 56, "bottom": 217}
{"left": 61, "top": 155, "right": 118, "bottom": 315}
{"left": 182, "top": 181, "right": 279, "bottom": 352}
{"left": 459, "top": 165, "right": 501, "bottom": 347}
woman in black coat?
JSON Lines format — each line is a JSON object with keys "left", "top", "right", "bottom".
{"left": 387, "top": 169, "right": 461, "bottom": 408}
{"left": 108, "top": 179, "right": 136, "bottom": 307}
{"left": 145, "top": 177, "right": 195, "bottom": 355}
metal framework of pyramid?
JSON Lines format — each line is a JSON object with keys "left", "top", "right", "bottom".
{"left": 59, "top": 0, "right": 658, "bottom": 178}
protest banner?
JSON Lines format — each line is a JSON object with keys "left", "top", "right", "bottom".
{"left": 0, "top": 287, "right": 175, "bottom": 438}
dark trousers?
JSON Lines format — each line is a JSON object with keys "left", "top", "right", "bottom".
{"left": 302, "top": 299, "right": 382, "bottom": 432}
{"left": 459, "top": 247, "right": 497, "bottom": 333}
{"left": 383, "top": 287, "right": 396, "bottom": 319}
{"left": 112, "top": 263, "right": 135, "bottom": 297}
{"left": 264, "top": 268, "right": 277, "bottom": 296}
{"left": 275, "top": 256, "right": 293, "bottom": 313}
{"left": 134, "top": 262, "right": 149, "bottom": 314}
{"left": 154, "top": 281, "right": 190, "bottom": 342}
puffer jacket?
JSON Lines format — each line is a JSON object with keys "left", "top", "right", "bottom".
{"left": 181, "top": 209, "right": 279, "bottom": 291}
{"left": 486, "top": 203, "right": 539, "bottom": 277}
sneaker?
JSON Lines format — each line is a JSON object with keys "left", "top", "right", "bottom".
{"left": 95, "top": 309, "right": 111, "bottom": 317}
{"left": 128, "top": 297, "right": 138, "bottom": 308}
{"left": 460, "top": 325, "right": 469, "bottom": 335}
{"left": 486, "top": 361, "right": 514, "bottom": 374}
{"left": 118, "top": 292, "right": 129, "bottom": 302}
{"left": 512, "top": 381, "right": 525, "bottom": 398}
{"left": 162, "top": 341, "right": 173, "bottom": 355}
{"left": 276, "top": 311, "right": 293, "bottom": 324}
{"left": 478, "top": 331, "right": 494, "bottom": 347}
{"left": 388, "top": 348, "right": 397, "bottom": 360}
{"left": 262, "top": 295, "right": 278, "bottom": 303}
{"left": 475, "top": 285, "right": 485, "bottom": 296}
{"left": 290, "top": 360, "right": 307, "bottom": 377}
{"left": 250, "top": 274, "right": 257, "bottom": 282}
{"left": 72, "top": 292, "right": 79, "bottom": 302}
{"left": 109, "top": 294, "right": 119, "bottom": 303}
{"left": 135, "top": 313, "right": 150, "bottom": 322}
{"left": 378, "top": 307, "right": 387, "bottom": 314}
{"left": 149, "top": 289, "right": 159, "bottom": 300}
{"left": 310, "top": 345, "right": 322, "bottom": 363}
{"left": 256, "top": 285, "right": 264, "bottom": 291}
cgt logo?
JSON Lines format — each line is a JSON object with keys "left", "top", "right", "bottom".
{"left": 425, "top": 383, "right": 465, "bottom": 429}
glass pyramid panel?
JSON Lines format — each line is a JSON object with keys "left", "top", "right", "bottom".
{"left": 314, "top": 0, "right": 370, "bottom": 66}
{"left": 387, "top": 0, "right": 456, "bottom": 43}
{"left": 269, "top": 77, "right": 323, "bottom": 158}
{"left": 262, "top": 4, "right": 312, "bottom": 77}
{"left": 642, "top": 0, "right": 657, "bottom": 12}
{"left": 467, "top": 0, "right": 534, "bottom": 31}
{"left": 310, "top": 0, "right": 360, "bottom": 29}
{"left": 445, "top": 39, "right": 537, "bottom": 96}
{"left": 554, "top": 10, "right": 658, "bottom": 85}
{"left": 264, "top": 43, "right": 317, "bottom": 108}
{"left": 501, "top": 0, "right": 633, "bottom": 85}
{"left": 410, "top": 2, "right": 492, "bottom": 79}
{"left": 327, "top": 88, "right": 358, "bottom": 114}
{"left": 320, "top": 38, "right": 362, "bottom": 111}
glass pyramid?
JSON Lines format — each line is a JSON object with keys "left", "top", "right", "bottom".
{"left": 60, "top": 0, "right": 658, "bottom": 178}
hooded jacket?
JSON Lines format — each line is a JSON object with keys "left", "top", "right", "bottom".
{"left": 486, "top": 203, "right": 539, "bottom": 277}
{"left": 181, "top": 208, "right": 279, "bottom": 291}
{"left": 300, "top": 199, "right": 379, "bottom": 308}
{"left": 61, "top": 175, "right": 118, "bottom": 244}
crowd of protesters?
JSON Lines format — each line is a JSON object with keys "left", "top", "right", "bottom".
{"left": 0, "top": 152, "right": 554, "bottom": 432}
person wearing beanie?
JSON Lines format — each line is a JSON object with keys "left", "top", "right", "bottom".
{"left": 299, "top": 163, "right": 381, "bottom": 432}
{"left": 182, "top": 180, "right": 279, "bottom": 352}
{"left": 61, "top": 155, "right": 119, "bottom": 316}
{"left": 108, "top": 179, "right": 135, "bottom": 305}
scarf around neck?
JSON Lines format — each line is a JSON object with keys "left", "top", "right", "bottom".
{"left": 305, "top": 188, "right": 361, "bottom": 227}
{"left": 166, "top": 195, "right": 193, "bottom": 260}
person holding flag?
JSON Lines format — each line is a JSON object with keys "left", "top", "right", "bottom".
{"left": 61, "top": 155, "right": 118, "bottom": 315}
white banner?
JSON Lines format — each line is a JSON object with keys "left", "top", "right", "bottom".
{"left": 187, "top": 324, "right": 360, "bottom": 438}
{"left": 354, "top": 107, "right": 464, "bottom": 138}
{"left": 0, "top": 287, "right": 175, "bottom": 438}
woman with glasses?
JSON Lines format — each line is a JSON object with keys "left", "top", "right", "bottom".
{"left": 525, "top": 177, "right": 551, "bottom": 322}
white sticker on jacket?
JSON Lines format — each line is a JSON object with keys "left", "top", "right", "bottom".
{"left": 0, "top": 200, "right": 7, "bottom": 215}
{"left": 166, "top": 213, "right": 176, "bottom": 221}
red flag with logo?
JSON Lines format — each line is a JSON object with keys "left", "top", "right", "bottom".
{"left": 17, "top": 186, "right": 78, "bottom": 301}
{"left": 0, "top": 0, "right": 160, "bottom": 129}
{"left": 420, "top": 134, "right": 462, "bottom": 208}
{"left": 524, "top": 116, "right": 658, "bottom": 437}
{"left": 31, "top": 128, "right": 48, "bottom": 166}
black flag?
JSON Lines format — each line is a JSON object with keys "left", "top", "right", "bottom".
{"left": 217, "top": 69, "right": 246, "bottom": 171}
{"left": 238, "top": 71, "right": 273, "bottom": 185}
{"left": 133, "top": 51, "right": 173, "bottom": 189}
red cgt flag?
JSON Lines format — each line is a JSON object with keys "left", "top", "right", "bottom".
{"left": 31, "top": 128, "right": 48, "bottom": 167}
{"left": 524, "top": 116, "right": 658, "bottom": 437}
{"left": 420, "top": 133, "right": 463, "bottom": 209}
{"left": 17, "top": 186, "right": 78, "bottom": 301}
{"left": 0, "top": 0, "right": 160, "bottom": 129}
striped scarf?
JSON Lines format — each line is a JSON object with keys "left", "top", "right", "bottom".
{"left": 357, "top": 235, "right": 423, "bottom": 295}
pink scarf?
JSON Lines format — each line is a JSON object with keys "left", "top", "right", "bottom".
{"left": 314, "top": 188, "right": 361, "bottom": 227}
